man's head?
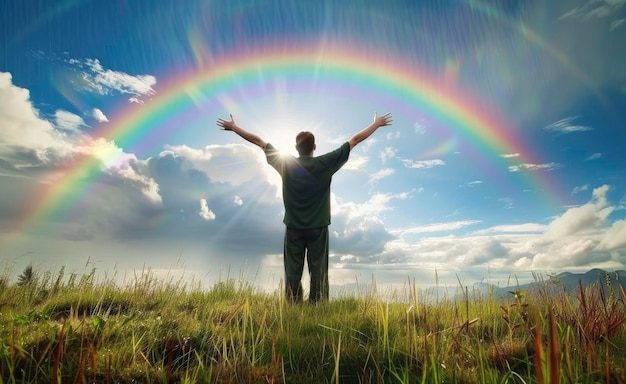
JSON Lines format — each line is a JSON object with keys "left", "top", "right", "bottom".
{"left": 295, "top": 131, "right": 315, "bottom": 156}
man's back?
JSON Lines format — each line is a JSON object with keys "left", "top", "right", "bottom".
{"left": 265, "top": 142, "right": 350, "bottom": 228}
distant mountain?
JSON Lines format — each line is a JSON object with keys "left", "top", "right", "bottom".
{"left": 331, "top": 269, "right": 626, "bottom": 303}
{"left": 550, "top": 269, "right": 626, "bottom": 291}
{"left": 486, "top": 269, "right": 626, "bottom": 300}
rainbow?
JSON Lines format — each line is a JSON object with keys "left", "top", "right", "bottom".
{"left": 16, "top": 42, "right": 562, "bottom": 239}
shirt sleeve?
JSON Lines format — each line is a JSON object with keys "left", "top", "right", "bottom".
{"left": 265, "top": 143, "right": 279, "bottom": 165}
{"left": 264, "top": 143, "right": 287, "bottom": 177}
{"left": 322, "top": 141, "right": 351, "bottom": 175}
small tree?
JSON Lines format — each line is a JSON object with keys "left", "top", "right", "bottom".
{"left": 17, "top": 264, "right": 35, "bottom": 287}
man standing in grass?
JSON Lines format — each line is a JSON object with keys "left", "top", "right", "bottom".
{"left": 217, "top": 112, "right": 393, "bottom": 304}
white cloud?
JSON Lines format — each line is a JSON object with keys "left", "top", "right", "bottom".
{"left": 0, "top": 72, "right": 166, "bottom": 242}
{"left": 543, "top": 185, "right": 613, "bottom": 240}
{"left": 473, "top": 223, "right": 547, "bottom": 235}
{"left": 414, "top": 121, "right": 427, "bottom": 135}
{"left": 92, "top": 108, "right": 108, "bottom": 123}
{"left": 466, "top": 181, "right": 483, "bottom": 187}
{"left": 163, "top": 144, "right": 264, "bottom": 186}
{"left": 572, "top": 184, "right": 590, "bottom": 195}
{"left": 358, "top": 137, "right": 377, "bottom": 152}
{"left": 330, "top": 192, "right": 405, "bottom": 256}
{"left": 401, "top": 159, "right": 445, "bottom": 169}
{"left": 386, "top": 131, "right": 400, "bottom": 140}
{"left": 369, "top": 168, "right": 395, "bottom": 184}
{"left": 0, "top": 72, "right": 73, "bottom": 157}
{"left": 508, "top": 163, "right": 562, "bottom": 172}
{"left": 611, "top": 18, "right": 626, "bottom": 30}
{"left": 499, "top": 197, "right": 514, "bottom": 209}
{"left": 599, "top": 219, "right": 626, "bottom": 249}
{"left": 70, "top": 58, "right": 156, "bottom": 97}
{"left": 55, "top": 110, "right": 85, "bottom": 133}
{"left": 560, "top": 0, "right": 626, "bottom": 20}
{"left": 544, "top": 116, "right": 592, "bottom": 133}
{"left": 367, "top": 184, "right": 626, "bottom": 274}
{"left": 500, "top": 153, "right": 520, "bottom": 158}
{"left": 111, "top": 157, "right": 162, "bottom": 204}
{"left": 233, "top": 195, "right": 243, "bottom": 206}
{"left": 343, "top": 154, "right": 368, "bottom": 170}
{"left": 198, "top": 198, "right": 216, "bottom": 221}
{"left": 332, "top": 192, "right": 395, "bottom": 221}
{"left": 379, "top": 146, "right": 397, "bottom": 163}
{"left": 391, "top": 220, "right": 481, "bottom": 236}
{"left": 586, "top": 153, "right": 602, "bottom": 161}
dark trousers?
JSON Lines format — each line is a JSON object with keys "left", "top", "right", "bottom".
{"left": 283, "top": 226, "right": 329, "bottom": 304}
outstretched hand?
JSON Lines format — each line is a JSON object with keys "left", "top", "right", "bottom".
{"left": 216, "top": 114, "right": 238, "bottom": 131}
{"left": 373, "top": 112, "right": 393, "bottom": 128}
{"left": 216, "top": 113, "right": 268, "bottom": 149}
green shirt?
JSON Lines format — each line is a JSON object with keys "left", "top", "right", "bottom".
{"left": 265, "top": 142, "right": 351, "bottom": 229}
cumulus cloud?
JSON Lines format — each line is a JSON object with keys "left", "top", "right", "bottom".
{"left": 330, "top": 193, "right": 405, "bottom": 257}
{"left": 0, "top": 72, "right": 164, "bottom": 240}
{"left": 198, "top": 198, "right": 216, "bottom": 221}
{"left": 55, "top": 110, "right": 86, "bottom": 133}
{"left": 92, "top": 108, "right": 108, "bottom": 123}
{"left": 599, "top": 219, "right": 626, "bottom": 249}
{"left": 338, "top": 183, "right": 626, "bottom": 276}
{"left": 163, "top": 144, "right": 265, "bottom": 186}
{"left": 0, "top": 72, "right": 73, "bottom": 158}
{"left": 543, "top": 185, "right": 613, "bottom": 239}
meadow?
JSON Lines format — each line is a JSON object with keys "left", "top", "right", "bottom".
{"left": 1, "top": 265, "right": 625, "bottom": 383}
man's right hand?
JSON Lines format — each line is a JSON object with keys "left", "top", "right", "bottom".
{"left": 217, "top": 114, "right": 238, "bottom": 131}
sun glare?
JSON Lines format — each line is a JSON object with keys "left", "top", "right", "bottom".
{"left": 263, "top": 117, "right": 302, "bottom": 158}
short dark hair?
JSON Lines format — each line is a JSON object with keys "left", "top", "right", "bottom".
{"left": 295, "top": 131, "right": 315, "bottom": 156}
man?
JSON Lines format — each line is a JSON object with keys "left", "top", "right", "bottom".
{"left": 217, "top": 112, "right": 393, "bottom": 304}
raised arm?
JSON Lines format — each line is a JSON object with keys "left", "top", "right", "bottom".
{"left": 348, "top": 112, "right": 393, "bottom": 150}
{"left": 217, "top": 114, "right": 267, "bottom": 149}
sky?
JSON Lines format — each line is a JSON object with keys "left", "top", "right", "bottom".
{"left": 1, "top": 0, "right": 625, "bottom": 295}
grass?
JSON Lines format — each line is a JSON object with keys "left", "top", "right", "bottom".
{"left": 1, "top": 266, "right": 626, "bottom": 383}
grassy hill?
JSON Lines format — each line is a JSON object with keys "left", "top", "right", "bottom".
{"left": 1, "top": 266, "right": 625, "bottom": 383}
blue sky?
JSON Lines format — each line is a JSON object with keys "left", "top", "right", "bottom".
{"left": 1, "top": 0, "right": 625, "bottom": 294}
